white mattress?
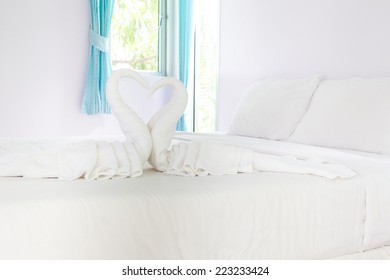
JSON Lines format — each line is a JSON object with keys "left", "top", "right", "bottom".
{"left": 1, "top": 134, "right": 390, "bottom": 259}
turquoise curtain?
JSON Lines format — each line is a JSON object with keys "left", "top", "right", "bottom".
{"left": 176, "top": 0, "right": 194, "bottom": 131}
{"left": 82, "top": 0, "right": 115, "bottom": 115}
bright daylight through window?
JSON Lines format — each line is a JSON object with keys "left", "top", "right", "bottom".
{"left": 193, "top": 0, "right": 219, "bottom": 132}
{"left": 111, "top": 0, "right": 162, "bottom": 72}
{"left": 111, "top": 0, "right": 219, "bottom": 132}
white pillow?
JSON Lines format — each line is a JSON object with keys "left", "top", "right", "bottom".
{"left": 290, "top": 78, "right": 390, "bottom": 154}
{"left": 229, "top": 76, "right": 323, "bottom": 140}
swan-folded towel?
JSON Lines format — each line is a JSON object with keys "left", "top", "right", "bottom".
{"left": 164, "top": 140, "right": 356, "bottom": 179}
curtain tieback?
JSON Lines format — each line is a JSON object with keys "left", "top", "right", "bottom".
{"left": 89, "top": 28, "right": 110, "bottom": 52}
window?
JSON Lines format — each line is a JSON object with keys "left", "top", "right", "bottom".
{"left": 111, "top": 0, "right": 166, "bottom": 73}
{"left": 110, "top": 0, "right": 219, "bottom": 132}
{"left": 192, "top": 0, "right": 220, "bottom": 132}
{"left": 173, "top": 0, "right": 220, "bottom": 132}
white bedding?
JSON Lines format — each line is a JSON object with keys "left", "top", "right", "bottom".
{"left": 175, "top": 133, "right": 390, "bottom": 251}
{"left": 0, "top": 167, "right": 364, "bottom": 260}
{"left": 1, "top": 134, "right": 389, "bottom": 259}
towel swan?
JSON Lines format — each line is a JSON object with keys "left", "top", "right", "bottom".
{"left": 0, "top": 70, "right": 167, "bottom": 180}
{"left": 107, "top": 70, "right": 355, "bottom": 179}
{"left": 106, "top": 69, "right": 188, "bottom": 172}
{"left": 0, "top": 69, "right": 354, "bottom": 180}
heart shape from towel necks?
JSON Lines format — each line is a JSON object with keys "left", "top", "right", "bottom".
{"left": 117, "top": 74, "right": 173, "bottom": 123}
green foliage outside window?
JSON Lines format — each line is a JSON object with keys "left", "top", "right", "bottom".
{"left": 111, "top": 0, "right": 159, "bottom": 71}
{"left": 110, "top": 0, "right": 219, "bottom": 132}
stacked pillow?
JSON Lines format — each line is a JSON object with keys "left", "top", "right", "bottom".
{"left": 229, "top": 76, "right": 390, "bottom": 155}
{"left": 289, "top": 78, "right": 390, "bottom": 155}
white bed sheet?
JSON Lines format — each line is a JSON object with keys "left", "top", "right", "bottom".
{"left": 176, "top": 133, "right": 390, "bottom": 251}
{"left": 0, "top": 134, "right": 389, "bottom": 259}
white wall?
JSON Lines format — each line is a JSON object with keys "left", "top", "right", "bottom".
{"left": 0, "top": 0, "right": 122, "bottom": 138}
{"left": 3, "top": 0, "right": 390, "bottom": 136}
{"left": 218, "top": 0, "right": 390, "bottom": 130}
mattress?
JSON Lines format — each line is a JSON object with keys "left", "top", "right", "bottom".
{"left": 0, "top": 134, "right": 390, "bottom": 259}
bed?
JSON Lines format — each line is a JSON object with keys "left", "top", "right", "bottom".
{"left": 1, "top": 72, "right": 390, "bottom": 260}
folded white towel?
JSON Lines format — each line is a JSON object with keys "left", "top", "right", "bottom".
{"left": 0, "top": 139, "right": 146, "bottom": 180}
{"left": 111, "top": 141, "right": 131, "bottom": 179}
{"left": 58, "top": 141, "right": 97, "bottom": 180}
{"left": 164, "top": 140, "right": 356, "bottom": 179}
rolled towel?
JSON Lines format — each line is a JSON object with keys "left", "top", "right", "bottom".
{"left": 164, "top": 140, "right": 356, "bottom": 179}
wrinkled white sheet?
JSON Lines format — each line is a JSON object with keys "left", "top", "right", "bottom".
{"left": 2, "top": 134, "right": 390, "bottom": 259}
{"left": 0, "top": 134, "right": 389, "bottom": 259}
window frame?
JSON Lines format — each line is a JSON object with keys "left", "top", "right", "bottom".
{"left": 158, "top": 0, "right": 167, "bottom": 76}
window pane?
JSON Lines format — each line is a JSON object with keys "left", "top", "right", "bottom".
{"left": 111, "top": 0, "right": 159, "bottom": 71}
{"left": 194, "top": 0, "right": 219, "bottom": 132}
